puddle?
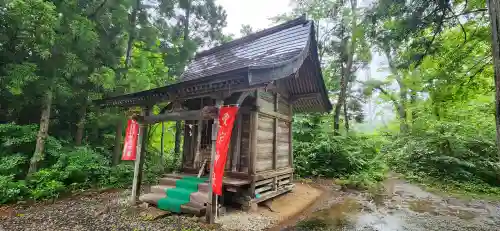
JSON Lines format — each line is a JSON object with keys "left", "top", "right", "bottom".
{"left": 294, "top": 197, "right": 361, "bottom": 230}
{"left": 355, "top": 213, "right": 406, "bottom": 231}
{"left": 408, "top": 199, "right": 436, "bottom": 213}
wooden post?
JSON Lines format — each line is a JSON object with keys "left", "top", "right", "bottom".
{"left": 231, "top": 113, "right": 242, "bottom": 172}
{"left": 131, "top": 106, "right": 150, "bottom": 205}
{"left": 193, "top": 119, "right": 203, "bottom": 169}
{"left": 288, "top": 104, "right": 293, "bottom": 181}
{"left": 206, "top": 99, "right": 223, "bottom": 224}
{"left": 273, "top": 93, "right": 278, "bottom": 190}
{"left": 249, "top": 90, "right": 259, "bottom": 197}
{"left": 194, "top": 99, "right": 204, "bottom": 169}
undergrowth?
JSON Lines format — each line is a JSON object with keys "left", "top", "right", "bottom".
{"left": 0, "top": 123, "right": 178, "bottom": 204}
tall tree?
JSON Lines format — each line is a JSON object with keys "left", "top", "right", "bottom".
{"left": 278, "top": 0, "right": 371, "bottom": 134}
{"left": 487, "top": 0, "right": 500, "bottom": 160}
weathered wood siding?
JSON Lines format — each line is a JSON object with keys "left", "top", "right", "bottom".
{"left": 256, "top": 114, "right": 274, "bottom": 171}
{"left": 239, "top": 114, "right": 250, "bottom": 172}
{"left": 277, "top": 120, "right": 290, "bottom": 168}
{"left": 254, "top": 90, "right": 292, "bottom": 173}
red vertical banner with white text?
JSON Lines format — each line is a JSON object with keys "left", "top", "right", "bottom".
{"left": 212, "top": 106, "right": 239, "bottom": 195}
{"left": 122, "top": 120, "right": 139, "bottom": 161}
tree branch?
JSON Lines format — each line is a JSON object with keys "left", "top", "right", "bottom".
{"left": 88, "top": 0, "right": 109, "bottom": 19}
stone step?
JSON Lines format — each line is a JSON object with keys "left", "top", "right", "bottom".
{"left": 150, "top": 185, "right": 175, "bottom": 194}
{"left": 139, "top": 193, "right": 164, "bottom": 206}
{"left": 190, "top": 191, "right": 209, "bottom": 207}
{"left": 158, "top": 177, "right": 178, "bottom": 186}
{"left": 139, "top": 193, "right": 206, "bottom": 216}
{"left": 198, "top": 183, "right": 210, "bottom": 193}
{"left": 163, "top": 173, "right": 195, "bottom": 179}
{"left": 148, "top": 185, "right": 208, "bottom": 207}
{"left": 158, "top": 177, "right": 209, "bottom": 193}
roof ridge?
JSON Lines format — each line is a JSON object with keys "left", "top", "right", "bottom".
{"left": 194, "top": 15, "right": 308, "bottom": 59}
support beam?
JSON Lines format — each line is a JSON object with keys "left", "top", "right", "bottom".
{"left": 193, "top": 120, "right": 203, "bottom": 169}
{"left": 130, "top": 106, "right": 150, "bottom": 204}
{"left": 206, "top": 99, "right": 223, "bottom": 224}
{"left": 231, "top": 113, "right": 242, "bottom": 172}
{"left": 136, "top": 106, "right": 218, "bottom": 124}
{"left": 193, "top": 99, "right": 204, "bottom": 169}
{"left": 249, "top": 90, "right": 259, "bottom": 199}
{"left": 273, "top": 93, "right": 278, "bottom": 190}
{"left": 288, "top": 104, "right": 294, "bottom": 181}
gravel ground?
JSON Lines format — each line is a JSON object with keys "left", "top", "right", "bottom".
{"left": 0, "top": 190, "right": 212, "bottom": 231}
{"left": 216, "top": 210, "right": 276, "bottom": 231}
{"left": 2, "top": 177, "right": 499, "bottom": 231}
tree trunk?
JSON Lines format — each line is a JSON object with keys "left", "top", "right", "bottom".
{"left": 488, "top": 0, "right": 500, "bottom": 161}
{"left": 112, "top": 118, "right": 124, "bottom": 166}
{"left": 397, "top": 79, "right": 409, "bottom": 134}
{"left": 334, "top": 0, "right": 357, "bottom": 136}
{"left": 75, "top": 102, "right": 87, "bottom": 146}
{"left": 396, "top": 103, "right": 408, "bottom": 134}
{"left": 125, "top": 0, "right": 141, "bottom": 68}
{"left": 28, "top": 89, "right": 53, "bottom": 175}
{"left": 173, "top": 0, "right": 191, "bottom": 155}
{"left": 174, "top": 121, "right": 182, "bottom": 155}
{"left": 160, "top": 122, "right": 165, "bottom": 160}
{"left": 344, "top": 99, "right": 349, "bottom": 132}
{"left": 333, "top": 72, "right": 346, "bottom": 135}
{"left": 410, "top": 90, "right": 417, "bottom": 126}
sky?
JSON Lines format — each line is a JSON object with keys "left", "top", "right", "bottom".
{"left": 216, "top": 0, "right": 293, "bottom": 37}
{"left": 216, "top": 0, "right": 393, "bottom": 129}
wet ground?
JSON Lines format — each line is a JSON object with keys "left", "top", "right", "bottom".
{"left": 1, "top": 176, "right": 499, "bottom": 231}
{"left": 283, "top": 175, "right": 500, "bottom": 231}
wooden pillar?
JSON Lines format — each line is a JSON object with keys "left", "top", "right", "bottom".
{"left": 193, "top": 99, "right": 204, "bottom": 169}
{"left": 249, "top": 90, "right": 259, "bottom": 197}
{"left": 273, "top": 93, "right": 278, "bottom": 170}
{"left": 206, "top": 99, "right": 223, "bottom": 224}
{"left": 130, "top": 106, "right": 150, "bottom": 204}
{"left": 193, "top": 120, "right": 203, "bottom": 169}
{"left": 288, "top": 104, "right": 293, "bottom": 181}
{"left": 231, "top": 113, "right": 242, "bottom": 172}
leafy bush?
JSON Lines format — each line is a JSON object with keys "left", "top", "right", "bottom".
{"left": 28, "top": 169, "right": 65, "bottom": 200}
{"left": 104, "top": 163, "right": 134, "bottom": 188}
{"left": 292, "top": 114, "right": 387, "bottom": 187}
{"left": 0, "top": 175, "right": 27, "bottom": 203}
{"left": 0, "top": 154, "right": 27, "bottom": 176}
{"left": 384, "top": 108, "right": 500, "bottom": 193}
{"left": 53, "top": 146, "right": 110, "bottom": 187}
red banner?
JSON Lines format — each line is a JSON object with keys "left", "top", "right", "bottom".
{"left": 122, "top": 120, "right": 139, "bottom": 161}
{"left": 212, "top": 106, "right": 239, "bottom": 195}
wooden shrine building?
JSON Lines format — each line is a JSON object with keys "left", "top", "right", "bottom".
{"left": 95, "top": 16, "right": 332, "bottom": 219}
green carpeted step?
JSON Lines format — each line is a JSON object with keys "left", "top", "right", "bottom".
{"left": 176, "top": 177, "right": 207, "bottom": 191}
{"left": 157, "top": 197, "right": 185, "bottom": 213}
{"left": 156, "top": 176, "right": 209, "bottom": 213}
{"left": 166, "top": 187, "right": 192, "bottom": 201}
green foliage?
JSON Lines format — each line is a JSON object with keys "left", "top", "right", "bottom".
{"left": 0, "top": 175, "right": 27, "bottom": 203}
{"left": 384, "top": 99, "right": 500, "bottom": 193}
{"left": 28, "top": 168, "right": 65, "bottom": 200}
{"left": 293, "top": 114, "right": 388, "bottom": 188}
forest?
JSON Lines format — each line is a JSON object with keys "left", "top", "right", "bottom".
{"left": 0, "top": 0, "right": 499, "bottom": 205}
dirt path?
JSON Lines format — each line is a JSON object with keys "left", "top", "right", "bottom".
{"left": 283, "top": 175, "right": 500, "bottom": 231}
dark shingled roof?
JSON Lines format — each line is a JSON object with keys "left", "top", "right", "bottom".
{"left": 180, "top": 17, "right": 311, "bottom": 82}
{"left": 94, "top": 16, "right": 332, "bottom": 113}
